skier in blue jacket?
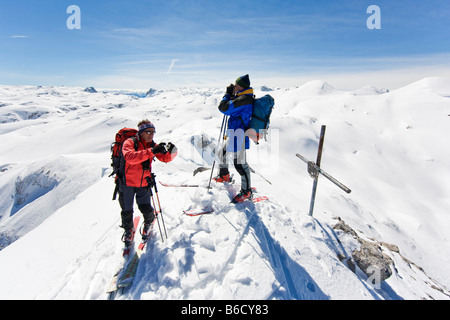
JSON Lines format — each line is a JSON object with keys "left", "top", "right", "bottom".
{"left": 214, "top": 74, "right": 255, "bottom": 203}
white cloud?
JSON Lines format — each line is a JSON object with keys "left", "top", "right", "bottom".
{"left": 167, "top": 59, "right": 179, "bottom": 74}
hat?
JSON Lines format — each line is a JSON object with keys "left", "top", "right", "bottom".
{"left": 138, "top": 121, "right": 155, "bottom": 134}
{"left": 235, "top": 74, "right": 250, "bottom": 88}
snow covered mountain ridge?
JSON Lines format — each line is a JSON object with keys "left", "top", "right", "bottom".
{"left": 0, "top": 77, "right": 449, "bottom": 299}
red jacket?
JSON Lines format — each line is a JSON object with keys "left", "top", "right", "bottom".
{"left": 122, "top": 137, "right": 174, "bottom": 187}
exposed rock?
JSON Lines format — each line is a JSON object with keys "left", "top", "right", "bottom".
{"left": 333, "top": 217, "right": 358, "bottom": 238}
{"left": 380, "top": 242, "right": 400, "bottom": 253}
{"left": 333, "top": 217, "right": 393, "bottom": 282}
{"left": 352, "top": 238, "right": 393, "bottom": 283}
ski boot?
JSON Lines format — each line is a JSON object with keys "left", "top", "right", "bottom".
{"left": 140, "top": 221, "right": 154, "bottom": 242}
{"left": 232, "top": 189, "right": 253, "bottom": 203}
{"left": 213, "top": 173, "right": 231, "bottom": 183}
{"left": 121, "top": 227, "right": 136, "bottom": 256}
{"left": 213, "top": 168, "right": 231, "bottom": 183}
{"left": 140, "top": 208, "right": 155, "bottom": 242}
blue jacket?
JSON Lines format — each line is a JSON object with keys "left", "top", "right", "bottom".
{"left": 218, "top": 88, "right": 254, "bottom": 152}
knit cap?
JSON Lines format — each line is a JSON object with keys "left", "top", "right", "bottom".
{"left": 235, "top": 74, "right": 250, "bottom": 88}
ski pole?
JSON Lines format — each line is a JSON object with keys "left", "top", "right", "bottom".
{"left": 149, "top": 186, "right": 164, "bottom": 243}
{"left": 208, "top": 115, "right": 228, "bottom": 189}
{"left": 152, "top": 179, "right": 168, "bottom": 241}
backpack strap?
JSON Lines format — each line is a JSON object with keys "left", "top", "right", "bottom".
{"left": 130, "top": 136, "right": 139, "bottom": 151}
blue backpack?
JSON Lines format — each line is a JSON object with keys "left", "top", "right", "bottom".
{"left": 247, "top": 94, "right": 275, "bottom": 143}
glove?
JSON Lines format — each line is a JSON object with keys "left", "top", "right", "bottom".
{"left": 152, "top": 142, "right": 167, "bottom": 154}
{"left": 167, "top": 142, "right": 177, "bottom": 154}
{"left": 226, "top": 84, "right": 235, "bottom": 96}
{"left": 145, "top": 176, "right": 156, "bottom": 188}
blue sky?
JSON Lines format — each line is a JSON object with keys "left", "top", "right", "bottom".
{"left": 1, "top": 0, "right": 449, "bottom": 89}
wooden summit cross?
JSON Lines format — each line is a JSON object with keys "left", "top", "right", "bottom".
{"left": 296, "top": 125, "right": 351, "bottom": 217}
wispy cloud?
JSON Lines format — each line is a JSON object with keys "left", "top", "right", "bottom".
{"left": 167, "top": 59, "right": 179, "bottom": 73}
{"left": 9, "top": 35, "right": 28, "bottom": 38}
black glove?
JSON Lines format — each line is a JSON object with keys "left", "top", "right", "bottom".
{"left": 145, "top": 176, "right": 156, "bottom": 188}
{"left": 226, "top": 84, "right": 235, "bottom": 96}
{"left": 167, "top": 142, "right": 177, "bottom": 154}
{"left": 152, "top": 142, "right": 167, "bottom": 154}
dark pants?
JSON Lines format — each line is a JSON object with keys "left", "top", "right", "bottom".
{"left": 118, "top": 184, "right": 154, "bottom": 231}
{"left": 218, "top": 145, "right": 251, "bottom": 191}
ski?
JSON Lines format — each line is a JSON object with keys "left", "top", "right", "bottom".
{"left": 231, "top": 195, "right": 269, "bottom": 204}
{"left": 106, "top": 216, "right": 140, "bottom": 299}
{"left": 252, "top": 196, "right": 269, "bottom": 203}
{"left": 116, "top": 219, "right": 156, "bottom": 290}
{"left": 116, "top": 253, "right": 140, "bottom": 289}
{"left": 159, "top": 181, "right": 200, "bottom": 188}
{"left": 183, "top": 208, "right": 214, "bottom": 216}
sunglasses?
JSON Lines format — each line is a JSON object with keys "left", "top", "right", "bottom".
{"left": 143, "top": 130, "right": 156, "bottom": 135}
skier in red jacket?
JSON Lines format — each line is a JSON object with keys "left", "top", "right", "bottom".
{"left": 119, "top": 119, "right": 177, "bottom": 248}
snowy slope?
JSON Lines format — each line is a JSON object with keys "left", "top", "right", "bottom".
{"left": 0, "top": 79, "right": 449, "bottom": 300}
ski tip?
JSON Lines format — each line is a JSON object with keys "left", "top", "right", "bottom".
{"left": 138, "top": 242, "right": 147, "bottom": 251}
{"left": 253, "top": 196, "right": 268, "bottom": 203}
